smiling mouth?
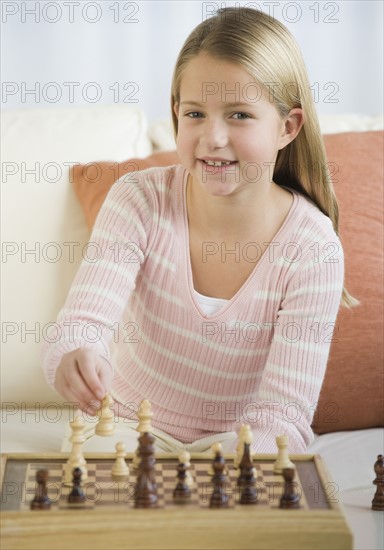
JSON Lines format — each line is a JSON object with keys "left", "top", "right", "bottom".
{"left": 201, "top": 160, "right": 237, "bottom": 167}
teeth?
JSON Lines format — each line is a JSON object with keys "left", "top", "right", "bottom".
{"left": 204, "top": 160, "right": 232, "bottom": 166}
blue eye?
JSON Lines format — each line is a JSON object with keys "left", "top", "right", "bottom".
{"left": 186, "top": 112, "right": 203, "bottom": 118}
{"left": 232, "top": 112, "right": 251, "bottom": 120}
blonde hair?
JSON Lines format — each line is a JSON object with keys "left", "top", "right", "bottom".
{"left": 171, "top": 7, "right": 357, "bottom": 308}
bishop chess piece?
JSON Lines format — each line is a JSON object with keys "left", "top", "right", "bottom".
{"left": 134, "top": 431, "right": 158, "bottom": 509}
{"left": 30, "top": 469, "right": 51, "bottom": 510}
{"left": 64, "top": 414, "right": 88, "bottom": 484}
{"left": 173, "top": 451, "right": 192, "bottom": 503}
{"left": 95, "top": 393, "right": 115, "bottom": 436}
{"left": 279, "top": 467, "right": 301, "bottom": 509}
{"left": 209, "top": 443, "right": 229, "bottom": 509}
{"left": 274, "top": 434, "right": 294, "bottom": 474}
{"left": 68, "top": 467, "right": 86, "bottom": 504}
{"left": 237, "top": 442, "right": 258, "bottom": 504}
{"left": 372, "top": 454, "right": 384, "bottom": 511}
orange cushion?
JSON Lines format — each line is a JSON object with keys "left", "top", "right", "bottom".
{"left": 72, "top": 132, "right": 384, "bottom": 433}
{"left": 312, "top": 131, "right": 383, "bottom": 433}
{"left": 72, "top": 151, "right": 180, "bottom": 229}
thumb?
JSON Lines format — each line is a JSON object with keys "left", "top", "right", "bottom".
{"left": 98, "top": 357, "right": 114, "bottom": 394}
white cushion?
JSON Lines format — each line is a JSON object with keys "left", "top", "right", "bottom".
{"left": 1, "top": 105, "right": 152, "bottom": 405}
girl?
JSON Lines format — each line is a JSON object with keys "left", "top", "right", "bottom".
{"left": 42, "top": 7, "right": 354, "bottom": 453}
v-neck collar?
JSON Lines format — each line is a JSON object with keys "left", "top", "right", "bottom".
{"left": 175, "top": 165, "right": 299, "bottom": 320}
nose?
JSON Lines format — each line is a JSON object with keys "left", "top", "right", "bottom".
{"left": 200, "top": 118, "right": 229, "bottom": 150}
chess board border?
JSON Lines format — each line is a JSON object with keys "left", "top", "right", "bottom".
{"left": 0, "top": 452, "right": 353, "bottom": 550}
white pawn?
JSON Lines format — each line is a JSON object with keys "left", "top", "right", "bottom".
{"left": 95, "top": 393, "right": 115, "bottom": 436}
{"left": 136, "top": 399, "right": 153, "bottom": 434}
{"left": 64, "top": 414, "right": 88, "bottom": 484}
{"left": 131, "top": 451, "right": 141, "bottom": 470}
{"left": 179, "top": 450, "right": 193, "bottom": 489}
{"left": 274, "top": 434, "right": 294, "bottom": 474}
{"left": 111, "top": 442, "right": 130, "bottom": 479}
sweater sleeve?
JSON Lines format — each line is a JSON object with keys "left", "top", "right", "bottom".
{"left": 41, "top": 172, "right": 153, "bottom": 386}
{"left": 251, "top": 230, "right": 344, "bottom": 453}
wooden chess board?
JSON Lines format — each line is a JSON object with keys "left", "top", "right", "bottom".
{"left": 0, "top": 452, "right": 353, "bottom": 549}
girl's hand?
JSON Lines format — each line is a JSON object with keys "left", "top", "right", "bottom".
{"left": 54, "top": 348, "right": 113, "bottom": 415}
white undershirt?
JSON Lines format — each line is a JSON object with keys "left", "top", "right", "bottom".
{"left": 194, "top": 289, "right": 229, "bottom": 315}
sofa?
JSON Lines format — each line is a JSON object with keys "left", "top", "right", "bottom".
{"left": 1, "top": 105, "right": 383, "bottom": 549}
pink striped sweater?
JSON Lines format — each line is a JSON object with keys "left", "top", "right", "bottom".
{"left": 42, "top": 164, "right": 344, "bottom": 452}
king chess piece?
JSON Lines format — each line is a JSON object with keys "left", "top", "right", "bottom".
{"left": 372, "top": 454, "right": 384, "bottom": 511}
{"left": 134, "top": 431, "right": 158, "bottom": 509}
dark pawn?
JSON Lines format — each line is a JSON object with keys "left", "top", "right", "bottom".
{"left": 135, "top": 431, "right": 158, "bottom": 509}
{"left": 237, "top": 442, "right": 258, "bottom": 504}
{"left": 68, "top": 467, "right": 86, "bottom": 504}
{"left": 209, "top": 446, "right": 229, "bottom": 509}
{"left": 173, "top": 461, "right": 191, "bottom": 503}
{"left": 279, "top": 468, "right": 301, "bottom": 509}
{"left": 30, "top": 469, "right": 51, "bottom": 510}
{"left": 372, "top": 454, "right": 384, "bottom": 511}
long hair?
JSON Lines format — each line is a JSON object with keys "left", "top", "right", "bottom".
{"left": 171, "top": 7, "right": 357, "bottom": 308}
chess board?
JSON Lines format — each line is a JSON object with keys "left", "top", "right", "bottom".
{"left": 0, "top": 452, "right": 353, "bottom": 550}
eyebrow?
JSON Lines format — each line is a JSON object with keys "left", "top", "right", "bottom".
{"left": 179, "top": 101, "right": 257, "bottom": 108}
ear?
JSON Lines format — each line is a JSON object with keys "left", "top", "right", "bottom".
{"left": 173, "top": 102, "right": 179, "bottom": 119}
{"left": 278, "top": 108, "right": 304, "bottom": 150}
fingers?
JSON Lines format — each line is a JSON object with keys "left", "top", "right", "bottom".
{"left": 54, "top": 348, "right": 111, "bottom": 415}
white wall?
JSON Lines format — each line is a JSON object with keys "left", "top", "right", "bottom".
{"left": 1, "top": 0, "right": 383, "bottom": 122}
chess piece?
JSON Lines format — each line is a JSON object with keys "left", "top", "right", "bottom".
{"left": 68, "top": 468, "right": 86, "bottom": 504}
{"left": 132, "top": 400, "right": 154, "bottom": 470}
{"left": 179, "top": 450, "right": 194, "bottom": 489}
{"left": 136, "top": 399, "right": 153, "bottom": 434}
{"left": 64, "top": 414, "right": 88, "bottom": 484}
{"left": 372, "top": 454, "right": 384, "bottom": 511}
{"left": 209, "top": 443, "right": 229, "bottom": 508}
{"left": 237, "top": 442, "right": 258, "bottom": 504}
{"left": 274, "top": 434, "right": 294, "bottom": 474}
{"left": 234, "top": 424, "right": 252, "bottom": 469}
{"left": 30, "top": 470, "right": 51, "bottom": 510}
{"left": 134, "top": 431, "right": 158, "bottom": 508}
{"left": 95, "top": 393, "right": 115, "bottom": 436}
{"left": 279, "top": 468, "right": 301, "bottom": 509}
{"left": 131, "top": 450, "right": 141, "bottom": 470}
{"left": 112, "top": 441, "right": 130, "bottom": 479}
{"left": 173, "top": 452, "right": 191, "bottom": 503}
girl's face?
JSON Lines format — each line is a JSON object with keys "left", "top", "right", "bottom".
{"left": 174, "top": 53, "right": 294, "bottom": 198}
